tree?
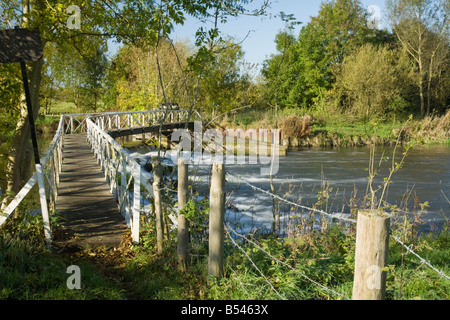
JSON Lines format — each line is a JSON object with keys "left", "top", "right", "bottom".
{"left": 47, "top": 37, "right": 108, "bottom": 112}
{"left": 0, "top": 0, "right": 272, "bottom": 201}
{"left": 261, "top": 12, "right": 301, "bottom": 109}
{"left": 333, "top": 44, "right": 400, "bottom": 121}
{"left": 262, "top": 0, "right": 385, "bottom": 109}
{"left": 0, "top": 64, "right": 22, "bottom": 194}
{"left": 196, "top": 40, "right": 250, "bottom": 115}
{"left": 106, "top": 44, "right": 167, "bottom": 111}
{"left": 387, "top": 0, "right": 449, "bottom": 116}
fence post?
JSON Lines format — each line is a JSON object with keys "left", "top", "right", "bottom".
{"left": 152, "top": 156, "right": 165, "bottom": 255}
{"left": 208, "top": 162, "right": 225, "bottom": 281}
{"left": 352, "top": 209, "right": 390, "bottom": 300}
{"left": 177, "top": 158, "right": 190, "bottom": 271}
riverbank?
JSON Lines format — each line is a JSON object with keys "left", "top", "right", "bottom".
{"left": 223, "top": 109, "right": 450, "bottom": 149}
{"left": 1, "top": 205, "right": 448, "bottom": 300}
{"left": 1, "top": 112, "right": 448, "bottom": 301}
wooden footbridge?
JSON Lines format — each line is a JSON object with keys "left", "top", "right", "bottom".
{"left": 0, "top": 109, "right": 200, "bottom": 249}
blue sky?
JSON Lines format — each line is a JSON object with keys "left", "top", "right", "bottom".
{"left": 108, "top": 0, "right": 388, "bottom": 67}
{"left": 171, "top": 0, "right": 388, "bottom": 69}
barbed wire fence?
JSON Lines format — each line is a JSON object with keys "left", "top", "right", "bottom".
{"left": 222, "top": 171, "right": 450, "bottom": 295}
{"left": 225, "top": 223, "right": 351, "bottom": 300}
{"left": 142, "top": 164, "right": 449, "bottom": 300}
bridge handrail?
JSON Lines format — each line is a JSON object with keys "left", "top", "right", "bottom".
{"left": 0, "top": 115, "right": 65, "bottom": 228}
{"left": 1, "top": 108, "right": 200, "bottom": 243}
{"left": 85, "top": 117, "right": 155, "bottom": 244}
{"left": 62, "top": 109, "right": 200, "bottom": 134}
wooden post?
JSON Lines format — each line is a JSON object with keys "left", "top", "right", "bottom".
{"left": 177, "top": 158, "right": 189, "bottom": 271}
{"left": 352, "top": 209, "right": 390, "bottom": 300}
{"left": 208, "top": 162, "right": 225, "bottom": 280}
{"left": 152, "top": 157, "right": 165, "bottom": 254}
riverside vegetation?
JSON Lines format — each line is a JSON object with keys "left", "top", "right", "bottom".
{"left": 220, "top": 107, "right": 450, "bottom": 149}
{"left": 1, "top": 0, "right": 449, "bottom": 300}
{"left": 0, "top": 196, "right": 449, "bottom": 300}
{"left": 2, "top": 112, "right": 448, "bottom": 300}
{"left": 0, "top": 137, "right": 449, "bottom": 300}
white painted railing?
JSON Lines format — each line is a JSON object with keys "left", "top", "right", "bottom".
{"left": 62, "top": 109, "right": 200, "bottom": 134}
{"left": 0, "top": 115, "right": 64, "bottom": 248}
{"left": 1, "top": 108, "right": 200, "bottom": 246}
{"left": 85, "top": 117, "right": 157, "bottom": 244}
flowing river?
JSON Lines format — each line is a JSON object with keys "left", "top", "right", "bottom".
{"left": 222, "top": 144, "right": 450, "bottom": 233}
{"left": 128, "top": 143, "right": 450, "bottom": 234}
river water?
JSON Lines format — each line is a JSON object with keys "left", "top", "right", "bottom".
{"left": 129, "top": 144, "right": 450, "bottom": 234}
{"left": 221, "top": 145, "right": 450, "bottom": 233}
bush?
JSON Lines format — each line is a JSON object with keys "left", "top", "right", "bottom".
{"left": 280, "top": 114, "right": 312, "bottom": 139}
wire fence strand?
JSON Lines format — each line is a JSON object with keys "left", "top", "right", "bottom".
{"left": 391, "top": 235, "right": 450, "bottom": 280}
{"left": 225, "top": 171, "right": 449, "bottom": 282}
{"left": 225, "top": 172, "right": 357, "bottom": 224}
{"left": 226, "top": 226, "right": 287, "bottom": 300}
{"left": 226, "top": 224, "right": 350, "bottom": 300}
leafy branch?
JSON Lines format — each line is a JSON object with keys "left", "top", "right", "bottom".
{"left": 367, "top": 117, "right": 414, "bottom": 210}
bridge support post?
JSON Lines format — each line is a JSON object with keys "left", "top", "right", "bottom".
{"left": 177, "top": 158, "right": 189, "bottom": 271}
{"left": 208, "top": 162, "right": 225, "bottom": 281}
{"left": 352, "top": 209, "right": 390, "bottom": 300}
{"left": 36, "top": 164, "right": 52, "bottom": 249}
{"left": 132, "top": 163, "right": 141, "bottom": 244}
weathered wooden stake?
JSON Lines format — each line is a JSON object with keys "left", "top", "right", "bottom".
{"left": 208, "top": 162, "right": 225, "bottom": 280}
{"left": 352, "top": 209, "right": 390, "bottom": 300}
{"left": 177, "top": 158, "right": 189, "bottom": 271}
{"left": 152, "top": 157, "right": 165, "bottom": 254}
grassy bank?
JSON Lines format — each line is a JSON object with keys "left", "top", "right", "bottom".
{"left": 222, "top": 108, "right": 450, "bottom": 148}
{"left": 1, "top": 204, "right": 449, "bottom": 300}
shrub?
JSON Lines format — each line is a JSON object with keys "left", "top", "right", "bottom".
{"left": 280, "top": 114, "right": 312, "bottom": 140}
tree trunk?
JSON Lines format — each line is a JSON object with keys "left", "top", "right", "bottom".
{"left": 2, "top": 59, "right": 43, "bottom": 210}
{"left": 418, "top": 59, "right": 425, "bottom": 117}
{"left": 427, "top": 49, "right": 439, "bottom": 116}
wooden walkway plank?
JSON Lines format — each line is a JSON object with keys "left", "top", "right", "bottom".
{"left": 54, "top": 133, "right": 128, "bottom": 249}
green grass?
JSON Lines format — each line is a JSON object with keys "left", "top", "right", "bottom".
{"left": 1, "top": 209, "right": 448, "bottom": 300}
{"left": 42, "top": 101, "right": 79, "bottom": 115}
{"left": 0, "top": 235, "right": 126, "bottom": 300}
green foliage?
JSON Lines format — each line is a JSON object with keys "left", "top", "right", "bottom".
{"left": 333, "top": 44, "right": 402, "bottom": 121}
{"left": 261, "top": 0, "right": 449, "bottom": 122}
{"left": 262, "top": 0, "right": 385, "bottom": 110}
{"left": 195, "top": 41, "right": 253, "bottom": 115}
{"left": 0, "top": 64, "right": 22, "bottom": 190}
{"left": 387, "top": 0, "right": 450, "bottom": 116}
{"left": 0, "top": 204, "right": 448, "bottom": 300}
{"left": 179, "top": 197, "right": 210, "bottom": 249}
